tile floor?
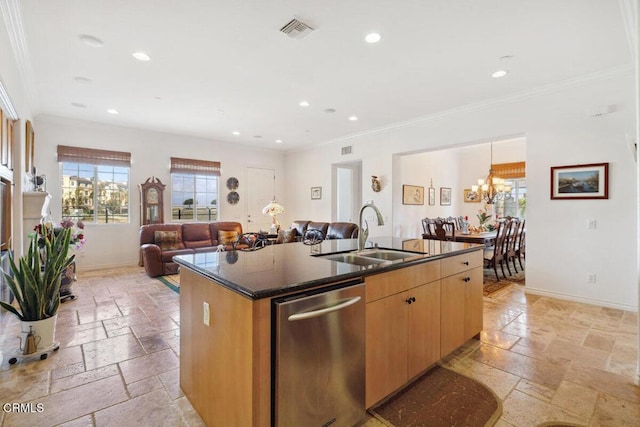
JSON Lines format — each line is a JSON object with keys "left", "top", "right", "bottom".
{"left": 0, "top": 266, "right": 638, "bottom": 426}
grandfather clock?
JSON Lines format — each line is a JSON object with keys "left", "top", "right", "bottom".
{"left": 140, "top": 177, "right": 165, "bottom": 225}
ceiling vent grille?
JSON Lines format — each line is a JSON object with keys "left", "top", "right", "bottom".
{"left": 341, "top": 146, "right": 352, "bottom": 156}
{"left": 280, "top": 18, "right": 314, "bottom": 39}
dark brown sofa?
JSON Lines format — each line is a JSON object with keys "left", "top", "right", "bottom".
{"left": 290, "top": 220, "right": 359, "bottom": 240}
{"left": 139, "top": 222, "right": 243, "bottom": 277}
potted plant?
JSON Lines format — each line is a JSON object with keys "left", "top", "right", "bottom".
{"left": 0, "top": 224, "right": 75, "bottom": 350}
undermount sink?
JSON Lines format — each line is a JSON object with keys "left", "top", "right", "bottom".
{"left": 320, "top": 253, "right": 387, "bottom": 266}
{"left": 356, "top": 249, "right": 421, "bottom": 261}
{"left": 319, "top": 248, "right": 423, "bottom": 266}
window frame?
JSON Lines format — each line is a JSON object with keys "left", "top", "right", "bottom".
{"left": 170, "top": 172, "right": 220, "bottom": 222}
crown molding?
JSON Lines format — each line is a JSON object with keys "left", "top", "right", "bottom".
{"left": 619, "top": 0, "right": 638, "bottom": 66}
{"left": 0, "top": 0, "right": 37, "bottom": 109}
{"left": 294, "top": 65, "right": 633, "bottom": 152}
{"left": 0, "top": 80, "right": 18, "bottom": 119}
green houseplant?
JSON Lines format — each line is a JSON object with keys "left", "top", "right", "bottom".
{"left": 0, "top": 224, "right": 75, "bottom": 349}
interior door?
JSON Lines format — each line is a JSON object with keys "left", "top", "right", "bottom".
{"left": 333, "top": 161, "right": 362, "bottom": 222}
{"left": 246, "top": 167, "right": 274, "bottom": 233}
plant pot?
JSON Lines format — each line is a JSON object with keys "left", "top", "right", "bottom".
{"left": 21, "top": 314, "right": 57, "bottom": 350}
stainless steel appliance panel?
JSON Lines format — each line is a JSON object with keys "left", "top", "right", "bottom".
{"left": 275, "top": 282, "right": 365, "bottom": 427}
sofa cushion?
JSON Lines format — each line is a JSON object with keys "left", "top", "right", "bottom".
{"left": 154, "top": 231, "right": 179, "bottom": 250}
{"left": 160, "top": 248, "right": 195, "bottom": 262}
{"left": 327, "top": 222, "right": 359, "bottom": 239}
{"left": 307, "top": 221, "right": 329, "bottom": 237}
{"left": 290, "top": 220, "right": 310, "bottom": 237}
{"left": 276, "top": 229, "right": 296, "bottom": 244}
{"left": 218, "top": 230, "right": 239, "bottom": 245}
{"left": 182, "top": 223, "right": 213, "bottom": 248}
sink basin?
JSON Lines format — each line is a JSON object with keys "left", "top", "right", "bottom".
{"left": 357, "top": 249, "right": 421, "bottom": 261}
{"left": 321, "top": 253, "right": 388, "bottom": 266}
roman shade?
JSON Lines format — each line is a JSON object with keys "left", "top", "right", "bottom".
{"left": 57, "top": 145, "right": 131, "bottom": 167}
{"left": 491, "top": 161, "right": 525, "bottom": 179}
{"left": 170, "top": 157, "right": 221, "bottom": 176}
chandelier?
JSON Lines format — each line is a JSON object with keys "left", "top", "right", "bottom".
{"left": 472, "top": 143, "right": 512, "bottom": 204}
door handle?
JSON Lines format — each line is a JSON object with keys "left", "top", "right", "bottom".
{"left": 288, "top": 296, "right": 361, "bottom": 321}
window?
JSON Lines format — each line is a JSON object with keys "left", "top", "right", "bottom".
{"left": 170, "top": 157, "right": 220, "bottom": 221}
{"left": 58, "top": 145, "right": 131, "bottom": 224}
{"left": 496, "top": 179, "right": 526, "bottom": 219}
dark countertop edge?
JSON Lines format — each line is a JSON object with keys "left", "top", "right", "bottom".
{"left": 174, "top": 245, "right": 483, "bottom": 300}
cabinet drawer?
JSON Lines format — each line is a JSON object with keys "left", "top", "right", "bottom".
{"left": 366, "top": 261, "right": 440, "bottom": 303}
{"left": 441, "top": 250, "right": 482, "bottom": 277}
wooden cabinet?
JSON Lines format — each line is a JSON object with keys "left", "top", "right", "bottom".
{"left": 365, "top": 262, "right": 441, "bottom": 408}
{"left": 440, "top": 251, "right": 483, "bottom": 357}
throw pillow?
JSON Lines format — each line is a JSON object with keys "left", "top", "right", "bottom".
{"left": 154, "top": 231, "right": 179, "bottom": 250}
{"left": 276, "top": 229, "right": 296, "bottom": 244}
{"left": 218, "top": 230, "right": 239, "bottom": 245}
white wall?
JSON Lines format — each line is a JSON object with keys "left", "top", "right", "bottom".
{"left": 285, "top": 70, "right": 637, "bottom": 310}
{"left": 33, "top": 115, "right": 285, "bottom": 270}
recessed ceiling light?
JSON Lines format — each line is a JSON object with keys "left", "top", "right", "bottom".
{"left": 254, "top": 135, "right": 262, "bottom": 139}
{"left": 299, "top": 101, "right": 310, "bottom": 107}
{"left": 71, "top": 102, "right": 87, "bottom": 108}
{"left": 348, "top": 116, "right": 358, "bottom": 121}
{"left": 132, "top": 52, "right": 151, "bottom": 61}
{"left": 73, "top": 76, "right": 92, "bottom": 84}
{"left": 324, "top": 108, "right": 336, "bottom": 113}
{"left": 107, "top": 109, "right": 119, "bottom": 115}
{"left": 78, "top": 34, "right": 104, "bottom": 47}
{"left": 275, "top": 139, "right": 283, "bottom": 143}
{"left": 232, "top": 131, "right": 240, "bottom": 135}
{"left": 365, "top": 33, "right": 381, "bottom": 43}
{"left": 492, "top": 70, "right": 508, "bottom": 78}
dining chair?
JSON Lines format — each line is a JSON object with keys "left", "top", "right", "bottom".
{"left": 505, "top": 218, "right": 521, "bottom": 276}
{"left": 421, "top": 217, "right": 436, "bottom": 239}
{"left": 434, "top": 218, "right": 455, "bottom": 241}
{"left": 483, "top": 219, "right": 511, "bottom": 280}
{"left": 515, "top": 219, "right": 526, "bottom": 269}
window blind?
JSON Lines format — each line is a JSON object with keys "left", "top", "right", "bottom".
{"left": 492, "top": 161, "right": 525, "bottom": 179}
{"left": 170, "top": 157, "right": 221, "bottom": 176}
{"left": 57, "top": 145, "right": 131, "bottom": 167}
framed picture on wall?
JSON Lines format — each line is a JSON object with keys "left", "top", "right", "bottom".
{"left": 428, "top": 187, "right": 435, "bottom": 205}
{"left": 550, "top": 163, "right": 609, "bottom": 199}
{"left": 402, "top": 185, "right": 424, "bottom": 205}
{"left": 440, "top": 187, "right": 452, "bottom": 205}
{"left": 311, "top": 186, "right": 322, "bottom": 200}
{"left": 463, "top": 189, "right": 480, "bottom": 203}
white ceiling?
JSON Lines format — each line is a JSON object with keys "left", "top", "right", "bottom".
{"left": 14, "top": 0, "right": 632, "bottom": 151}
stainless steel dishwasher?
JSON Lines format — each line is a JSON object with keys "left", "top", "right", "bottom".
{"left": 273, "top": 280, "right": 365, "bottom": 427}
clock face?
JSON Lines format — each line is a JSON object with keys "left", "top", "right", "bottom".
{"left": 226, "top": 177, "right": 239, "bottom": 190}
{"left": 147, "top": 188, "right": 158, "bottom": 204}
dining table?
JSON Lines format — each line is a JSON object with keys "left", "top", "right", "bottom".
{"left": 423, "top": 230, "right": 497, "bottom": 246}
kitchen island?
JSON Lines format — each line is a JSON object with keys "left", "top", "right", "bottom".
{"left": 174, "top": 237, "right": 484, "bottom": 426}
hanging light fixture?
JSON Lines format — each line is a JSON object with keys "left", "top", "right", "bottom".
{"left": 471, "top": 143, "right": 512, "bottom": 204}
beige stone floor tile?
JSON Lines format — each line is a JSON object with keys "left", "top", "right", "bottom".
{"left": 50, "top": 364, "right": 119, "bottom": 394}
{"left": 452, "top": 357, "right": 520, "bottom": 400}
{"left": 127, "top": 375, "right": 163, "bottom": 398}
{"left": 471, "top": 344, "right": 568, "bottom": 389}
{"left": 118, "top": 348, "right": 179, "bottom": 384}
{"left": 139, "top": 333, "right": 170, "bottom": 353}
{"left": 94, "top": 388, "right": 184, "bottom": 426}
{"left": 481, "top": 329, "right": 521, "bottom": 350}
{"left": 544, "top": 339, "right": 610, "bottom": 370}
{"left": 159, "top": 367, "right": 184, "bottom": 400}
{"left": 129, "top": 318, "right": 179, "bottom": 339}
{"left": 77, "top": 303, "right": 123, "bottom": 324}
{"left": 57, "top": 323, "right": 108, "bottom": 348}
{"left": 607, "top": 341, "right": 638, "bottom": 377}
{"left": 514, "top": 378, "right": 555, "bottom": 402}
{"left": 501, "top": 389, "right": 588, "bottom": 427}
{"left": 583, "top": 330, "right": 616, "bottom": 353}
{"left": 175, "top": 396, "right": 206, "bottom": 426}
{"left": 0, "top": 370, "right": 49, "bottom": 402}
{"left": 57, "top": 414, "right": 94, "bottom": 427}
{"left": 82, "top": 333, "right": 146, "bottom": 370}
{"left": 51, "top": 361, "right": 85, "bottom": 380}
{"left": 564, "top": 362, "right": 640, "bottom": 403}
{"left": 102, "top": 313, "right": 150, "bottom": 332}
{"left": 551, "top": 381, "right": 599, "bottom": 419}
{"left": 4, "top": 374, "right": 127, "bottom": 426}
{"left": 589, "top": 392, "right": 640, "bottom": 426}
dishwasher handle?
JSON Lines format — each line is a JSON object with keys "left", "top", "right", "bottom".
{"left": 288, "top": 296, "right": 362, "bottom": 321}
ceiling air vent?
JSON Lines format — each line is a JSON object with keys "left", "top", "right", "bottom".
{"left": 341, "top": 146, "right": 352, "bottom": 156}
{"left": 280, "top": 18, "right": 314, "bottom": 39}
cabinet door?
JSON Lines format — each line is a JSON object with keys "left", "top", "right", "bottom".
{"left": 463, "top": 267, "right": 483, "bottom": 341}
{"left": 440, "top": 273, "right": 466, "bottom": 357}
{"left": 365, "top": 292, "right": 408, "bottom": 408}
{"left": 407, "top": 281, "right": 441, "bottom": 379}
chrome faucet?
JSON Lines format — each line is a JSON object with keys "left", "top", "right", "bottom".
{"left": 358, "top": 201, "right": 384, "bottom": 251}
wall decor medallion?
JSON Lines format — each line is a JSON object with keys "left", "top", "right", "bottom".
{"left": 402, "top": 185, "right": 424, "bottom": 205}
{"left": 550, "top": 162, "right": 609, "bottom": 200}
{"left": 226, "top": 177, "right": 239, "bottom": 190}
{"left": 227, "top": 191, "right": 240, "bottom": 205}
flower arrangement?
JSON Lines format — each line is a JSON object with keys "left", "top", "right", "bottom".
{"left": 476, "top": 208, "right": 491, "bottom": 228}
{"left": 32, "top": 219, "right": 86, "bottom": 251}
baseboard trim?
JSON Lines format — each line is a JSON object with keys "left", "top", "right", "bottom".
{"left": 525, "top": 287, "right": 637, "bottom": 313}
{"left": 76, "top": 262, "right": 140, "bottom": 273}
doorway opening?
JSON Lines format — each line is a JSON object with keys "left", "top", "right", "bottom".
{"left": 332, "top": 162, "right": 362, "bottom": 223}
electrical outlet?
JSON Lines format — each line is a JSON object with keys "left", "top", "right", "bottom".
{"left": 587, "top": 219, "right": 597, "bottom": 230}
{"left": 203, "top": 301, "right": 210, "bottom": 326}
{"left": 586, "top": 273, "right": 596, "bottom": 284}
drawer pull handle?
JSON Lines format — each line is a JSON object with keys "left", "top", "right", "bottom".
{"left": 462, "top": 261, "right": 469, "bottom": 266}
{"left": 405, "top": 297, "right": 416, "bottom": 304}
{"left": 463, "top": 277, "right": 471, "bottom": 283}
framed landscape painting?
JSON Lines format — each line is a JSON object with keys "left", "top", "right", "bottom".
{"left": 550, "top": 163, "right": 609, "bottom": 200}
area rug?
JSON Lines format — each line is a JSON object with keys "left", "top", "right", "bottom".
{"left": 156, "top": 274, "right": 180, "bottom": 294}
{"left": 483, "top": 265, "right": 525, "bottom": 296}
{"left": 370, "top": 365, "right": 502, "bottom": 427}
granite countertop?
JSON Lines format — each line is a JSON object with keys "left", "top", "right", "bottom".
{"left": 173, "top": 237, "right": 483, "bottom": 300}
